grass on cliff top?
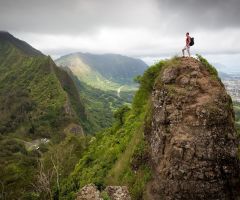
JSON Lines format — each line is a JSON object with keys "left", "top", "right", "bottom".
{"left": 132, "top": 57, "right": 180, "bottom": 113}
{"left": 196, "top": 54, "right": 218, "bottom": 78}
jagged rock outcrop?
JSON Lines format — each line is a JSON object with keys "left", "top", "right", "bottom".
{"left": 105, "top": 186, "right": 131, "bottom": 200}
{"left": 76, "top": 184, "right": 102, "bottom": 200}
{"left": 146, "top": 57, "right": 240, "bottom": 200}
{"left": 75, "top": 184, "right": 131, "bottom": 200}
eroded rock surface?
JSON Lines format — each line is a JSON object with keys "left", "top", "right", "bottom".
{"left": 75, "top": 184, "right": 131, "bottom": 200}
{"left": 146, "top": 57, "right": 240, "bottom": 200}
{"left": 105, "top": 186, "right": 131, "bottom": 200}
{"left": 76, "top": 184, "right": 102, "bottom": 200}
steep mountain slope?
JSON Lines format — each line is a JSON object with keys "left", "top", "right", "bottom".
{"left": 59, "top": 56, "right": 240, "bottom": 200}
{"left": 73, "top": 52, "right": 148, "bottom": 84}
{"left": 59, "top": 60, "right": 158, "bottom": 200}
{"left": 0, "top": 32, "right": 134, "bottom": 200}
{"left": 0, "top": 31, "right": 43, "bottom": 56}
{"left": 0, "top": 31, "right": 85, "bottom": 137}
{"left": 55, "top": 52, "right": 148, "bottom": 99}
{"left": 62, "top": 67, "right": 126, "bottom": 133}
{"left": 0, "top": 32, "right": 87, "bottom": 199}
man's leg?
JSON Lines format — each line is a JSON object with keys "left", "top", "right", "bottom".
{"left": 182, "top": 47, "right": 186, "bottom": 57}
{"left": 187, "top": 47, "right": 190, "bottom": 57}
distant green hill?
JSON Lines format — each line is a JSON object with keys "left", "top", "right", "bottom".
{"left": 55, "top": 52, "right": 148, "bottom": 99}
{"left": 62, "top": 67, "right": 127, "bottom": 133}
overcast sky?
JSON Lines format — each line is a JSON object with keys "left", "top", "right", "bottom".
{"left": 1, "top": 0, "right": 240, "bottom": 72}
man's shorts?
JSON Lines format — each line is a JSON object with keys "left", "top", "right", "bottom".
{"left": 183, "top": 46, "right": 190, "bottom": 50}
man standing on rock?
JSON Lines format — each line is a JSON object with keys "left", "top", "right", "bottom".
{"left": 182, "top": 32, "right": 191, "bottom": 57}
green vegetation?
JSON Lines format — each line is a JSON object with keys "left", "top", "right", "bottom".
{"left": 34, "top": 135, "right": 88, "bottom": 199}
{"left": 0, "top": 134, "right": 88, "bottom": 200}
{"left": 0, "top": 33, "right": 135, "bottom": 200}
{"left": 234, "top": 102, "right": 240, "bottom": 134}
{"left": 133, "top": 60, "right": 169, "bottom": 114}
{"left": 101, "top": 191, "right": 111, "bottom": 200}
{"left": 3, "top": 33, "right": 238, "bottom": 200}
{"left": 0, "top": 136, "right": 39, "bottom": 200}
{"left": 66, "top": 69, "right": 128, "bottom": 133}
{"left": 0, "top": 40, "right": 83, "bottom": 137}
{"left": 196, "top": 54, "right": 218, "bottom": 78}
{"left": 55, "top": 52, "right": 148, "bottom": 85}
{"left": 55, "top": 53, "right": 148, "bottom": 102}
{"left": 0, "top": 34, "right": 87, "bottom": 199}
{"left": 58, "top": 60, "right": 164, "bottom": 199}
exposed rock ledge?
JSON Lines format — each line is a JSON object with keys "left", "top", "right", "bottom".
{"left": 76, "top": 184, "right": 131, "bottom": 200}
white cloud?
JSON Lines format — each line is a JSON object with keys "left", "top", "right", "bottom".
{"left": 14, "top": 27, "right": 240, "bottom": 59}
{"left": 2, "top": 0, "right": 240, "bottom": 70}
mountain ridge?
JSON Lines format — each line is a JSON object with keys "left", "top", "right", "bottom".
{"left": 0, "top": 31, "right": 43, "bottom": 56}
{"left": 0, "top": 36, "right": 85, "bottom": 136}
{"left": 0, "top": 32, "right": 89, "bottom": 199}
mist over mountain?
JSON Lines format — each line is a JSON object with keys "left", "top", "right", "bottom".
{"left": 63, "top": 52, "right": 147, "bottom": 83}
{"left": 211, "top": 62, "right": 240, "bottom": 74}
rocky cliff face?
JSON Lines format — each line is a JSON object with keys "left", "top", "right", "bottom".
{"left": 146, "top": 57, "right": 240, "bottom": 199}
{"left": 75, "top": 184, "right": 131, "bottom": 200}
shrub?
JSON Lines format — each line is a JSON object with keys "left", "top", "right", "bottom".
{"left": 132, "top": 61, "right": 164, "bottom": 113}
{"left": 196, "top": 54, "right": 218, "bottom": 78}
{"left": 113, "top": 105, "right": 131, "bottom": 125}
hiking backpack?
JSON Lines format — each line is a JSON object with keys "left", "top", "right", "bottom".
{"left": 189, "top": 37, "right": 194, "bottom": 46}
